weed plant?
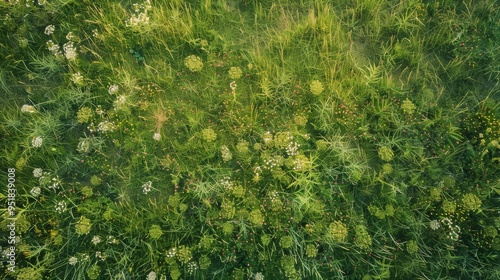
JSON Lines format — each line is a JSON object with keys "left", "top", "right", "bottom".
{"left": 1, "top": 0, "right": 500, "bottom": 279}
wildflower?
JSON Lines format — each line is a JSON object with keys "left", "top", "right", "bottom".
{"left": 378, "top": 146, "right": 394, "bottom": 162}
{"left": 228, "top": 67, "right": 243, "bottom": 79}
{"left": 310, "top": 80, "right": 324, "bottom": 95}
{"left": 71, "top": 72, "right": 84, "bottom": 85}
{"left": 75, "top": 216, "right": 92, "bottom": 235}
{"left": 142, "top": 181, "right": 152, "bottom": 194}
{"left": 44, "top": 25, "right": 55, "bottom": 35}
{"left": 21, "top": 104, "right": 37, "bottom": 113}
{"left": 55, "top": 201, "right": 67, "bottom": 213}
{"left": 406, "top": 240, "right": 419, "bottom": 255}
{"left": 401, "top": 98, "right": 416, "bottom": 114}
{"left": 430, "top": 220, "right": 440, "bottom": 230}
{"left": 30, "top": 187, "right": 41, "bottom": 197}
{"left": 221, "top": 145, "right": 232, "bottom": 162}
{"left": 153, "top": 132, "right": 161, "bottom": 141}
{"left": 462, "top": 193, "right": 482, "bottom": 211}
{"left": 63, "top": 41, "right": 77, "bottom": 60}
{"left": 201, "top": 128, "right": 217, "bottom": 142}
{"left": 66, "top": 31, "right": 76, "bottom": 41}
{"left": 166, "top": 247, "right": 177, "bottom": 258}
{"left": 68, "top": 256, "right": 78, "bottom": 265}
{"left": 147, "top": 271, "right": 157, "bottom": 280}
{"left": 184, "top": 55, "right": 203, "bottom": 72}
{"left": 97, "top": 121, "right": 116, "bottom": 132}
{"left": 187, "top": 261, "right": 198, "bottom": 274}
{"left": 230, "top": 81, "right": 237, "bottom": 93}
{"left": 91, "top": 235, "right": 102, "bottom": 245}
{"left": 33, "top": 168, "right": 43, "bottom": 178}
{"left": 32, "top": 136, "right": 43, "bottom": 148}
{"left": 46, "top": 40, "right": 62, "bottom": 57}
{"left": 108, "top": 84, "right": 119, "bottom": 95}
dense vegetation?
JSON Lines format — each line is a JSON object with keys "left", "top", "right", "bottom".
{"left": 1, "top": 0, "right": 499, "bottom": 279}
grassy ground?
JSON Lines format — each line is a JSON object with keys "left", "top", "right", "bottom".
{"left": 1, "top": 0, "right": 500, "bottom": 279}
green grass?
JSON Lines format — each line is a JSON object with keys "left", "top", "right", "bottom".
{"left": 1, "top": 0, "right": 500, "bottom": 279}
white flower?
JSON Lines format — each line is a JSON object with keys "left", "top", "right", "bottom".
{"left": 142, "top": 181, "right": 152, "bottom": 194}
{"left": 147, "top": 271, "right": 157, "bottom": 280}
{"left": 46, "top": 40, "right": 62, "bottom": 57}
{"left": 429, "top": 220, "right": 440, "bottom": 230}
{"left": 254, "top": 272, "right": 264, "bottom": 280}
{"left": 33, "top": 168, "right": 43, "bottom": 178}
{"left": 32, "top": 136, "right": 43, "bottom": 148}
{"left": 68, "top": 256, "right": 78, "bottom": 265}
{"left": 21, "top": 104, "right": 37, "bottom": 113}
{"left": 66, "top": 31, "right": 76, "bottom": 41}
{"left": 71, "top": 72, "right": 84, "bottom": 85}
{"left": 63, "top": 41, "right": 77, "bottom": 60}
{"left": 55, "top": 201, "right": 67, "bottom": 213}
{"left": 92, "top": 235, "right": 102, "bottom": 245}
{"left": 38, "top": 0, "right": 47, "bottom": 5}
{"left": 108, "top": 85, "right": 119, "bottom": 95}
{"left": 230, "top": 81, "right": 237, "bottom": 92}
{"left": 97, "top": 121, "right": 116, "bottom": 132}
{"left": 153, "top": 132, "right": 161, "bottom": 141}
{"left": 30, "top": 187, "right": 41, "bottom": 197}
{"left": 44, "top": 25, "right": 55, "bottom": 35}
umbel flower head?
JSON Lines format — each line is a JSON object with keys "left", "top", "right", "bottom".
{"left": 184, "top": 55, "right": 203, "bottom": 72}
{"left": 310, "top": 80, "right": 324, "bottom": 95}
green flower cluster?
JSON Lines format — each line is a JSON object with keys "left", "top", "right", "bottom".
{"left": 378, "top": 146, "right": 394, "bottom": 162}
{"left": 228, "top": 66, "right": 243, "bottom": 79}
{"left": 184, "top": 55, "right": 203, "bottom": 72}
{"left": 310, "top": 80, "right": 324, "bottom": 95}
{"left": 201, "top": 128, "right": 217, "bottom": 142}
{"left": 149, "top": 224, "right": 164, "bottom": 240}
{"left": 462, "top": 193, "right": 482, "bottom": 211}
{"left": 355, "top": 225, "right": 372, "bottom": 250}
{"left": 406, "top": 240, "right": 419, "bottom": 255}
{"left": 75, "top": 216, "right": 92, "bottom": 235}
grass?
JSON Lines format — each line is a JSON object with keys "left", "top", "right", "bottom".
{"left": 1, "top": 0, "right": 500, "bottom": 279}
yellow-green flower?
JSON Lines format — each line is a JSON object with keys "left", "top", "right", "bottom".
{"left": 310, "top": 80, "right": 324, "bottom": 95}
{"left": 228, "top": 66, "right": 243, "bottom": 79}
{"left": 184, "top": 55, "right": 203, "bottom": 72}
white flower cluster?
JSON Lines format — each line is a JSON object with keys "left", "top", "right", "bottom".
{"left": 142, "top": 181, "right": 152, "bottom": 194}
{"left": 68, "top": 256, "right": 78, "bottom": 265}
{"left": 44, "top": 24, "right": 55, "bottom": 35}
{"left": 147, "top": 271, "right": 157, "bottom": 280}
{"left": 166, "top": 247, "right": 177, "bottom": 258}
{"left": 33, "top": 168, "right": 43, "bottom": 178}
{"left": 92, "top": 235, "right": 102, "bottom": 245}
{"left": 126, "top": 0, "right": 152, "bottom": 28}
{"left": 97, "top": 121, "right": 116, "bottom": 132}
{"left": 285, "top": 141, "right": 300, "bottom": 156}
{"left": 441, "top": 218, "right": 460, "bottom": 241}
{"left": 32, "top": 136, "right": 43, "bottom": 148}
{"left": 30, "top": 187, "right": 41, "bottom": 197}
{"left": 63, "top": 41, "right": 77, "bottom": 61}
{"left": 263, "top": 157, "right": 279, "bottom": 170}
{"left": 108, "top": 84, "right": 119, "bottom": 94}
{"left": 113, "top": 95, "right": 127, "bottom": 110}
{"left": 46, "top": 40, "right": 62, "bottom": 57}
{"left": 254, "top": 272, "right": 264, "bottom": 280}
{"left": 187, "top": 261, "right": 198, "bottom": 274}
{"left": 153, "top": 132, "right": 161, "bottom": 141}
{"left": 55, "top": 201, "right": 67, "bottom": 213}
{"left": 21, "top": 104, "right": 37, "bottom": 113}
{"left": 429, "top": 220, "right": 440, "bottom": 230}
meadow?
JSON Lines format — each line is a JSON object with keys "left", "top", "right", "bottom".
{"left": 1, "top": 0, "right": 500, "bottom": 279}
